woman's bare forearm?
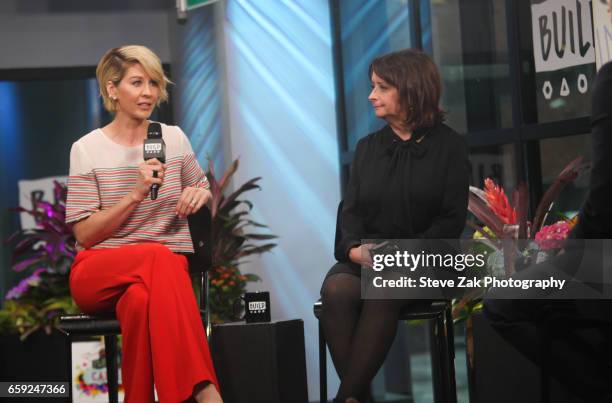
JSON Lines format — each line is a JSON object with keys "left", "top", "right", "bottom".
{"left": 73, "top": 191, "right": 143, "bottom": 249}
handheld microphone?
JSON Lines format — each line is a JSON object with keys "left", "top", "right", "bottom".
{"left": 143, "top": 122, "right": 166, "bottom": 200}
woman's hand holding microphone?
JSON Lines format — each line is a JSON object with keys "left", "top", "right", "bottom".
{"left": 130, "top": 158, "right": 166, "bottom": 202}
{"left": 128, "top": 158, "right": 211, "bottom": 218}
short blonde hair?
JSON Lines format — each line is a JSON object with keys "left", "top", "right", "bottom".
{"left": 96, "top": 45, "right": 171, "bottom": 112}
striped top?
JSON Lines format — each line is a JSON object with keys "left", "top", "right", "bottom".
{"left": 66, "top": 123, "right": 209, "bottom": 253}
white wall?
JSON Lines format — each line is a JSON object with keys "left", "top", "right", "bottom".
{"left": 221, "top": 1, "right": 341, "bottom": 399}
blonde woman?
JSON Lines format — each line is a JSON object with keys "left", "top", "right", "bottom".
{"left": 66, "top": 45, "right": 222, "bottom": 403}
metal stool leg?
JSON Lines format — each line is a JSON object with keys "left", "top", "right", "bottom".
{"left": 319, "top": 322, "right": 327, "bottom": 403}
{"left": 430, "top": 317, "right": 444, "bottom": 403}
{"left": 430, "top": 309, "right": 457, "bottom": 403}
{"left": 104, "top": 335, "right": 119, "bottom": 403}
{"left": 436, "top": 313, "right": 450, "bottom": 403}
{"left": 444, "top": 306, "right": 457, "bottom": 403}
{"left": 538, "top": 324, "right": 550, "bottom": 403}
{"left": 65, "top": 334, "right": 73, "bottom": 402}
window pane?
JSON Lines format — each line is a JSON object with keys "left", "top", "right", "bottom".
{"left": 339, "top": 0, "right": 413, "bottom": 151}
{"left": 0, "top": 77, "right": 107, "bottom": 299}
{"left": 469, "top": 143, "right": 517, "bottom": 192}
{"left": 428, "top": 0, "right": 512, "bottom": 133}
{"left": 467, "top": 143, "right": 517, "bottom": 238}
{"left": 537, "top": 134, "right": 591, "bottom": 219}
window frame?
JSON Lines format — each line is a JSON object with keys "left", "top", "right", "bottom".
{"left": 329, "top": 0, "right": 592, "bottom": 213}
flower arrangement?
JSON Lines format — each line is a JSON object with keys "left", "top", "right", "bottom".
{"left": 454, "top": 157, "right": 586, "bottom": 321}
{"left": 455, "top": 157, "right": 586, "bottom": 369}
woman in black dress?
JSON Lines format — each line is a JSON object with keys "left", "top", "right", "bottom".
{"left": 320, "top": 48, "right": 469, "bottom": 403}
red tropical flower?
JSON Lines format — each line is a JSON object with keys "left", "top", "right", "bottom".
{"left": 484, "top": 178, "right": 517, "bottom": 225}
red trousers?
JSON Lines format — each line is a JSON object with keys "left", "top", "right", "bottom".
{"left": 69, "top": 243, "right": 219, "bottom": 403}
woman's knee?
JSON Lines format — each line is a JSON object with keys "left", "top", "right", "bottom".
{"left": 321, "top": 273, "right": 361, "bottom": 308}
{"left": 140, "top": 243, "right": 188, "bottom": 276}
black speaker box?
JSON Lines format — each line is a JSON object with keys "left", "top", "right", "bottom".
{"left": 211, "top": 319, "right": 308, "bottom": 403}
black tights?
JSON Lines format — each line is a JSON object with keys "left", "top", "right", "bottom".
{"left": 320, "top": 273, "right": 408, "bottom": 403}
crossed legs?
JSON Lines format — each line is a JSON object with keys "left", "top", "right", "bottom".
{"left": 70, "top": 243, "right": 221, "bottom": 403}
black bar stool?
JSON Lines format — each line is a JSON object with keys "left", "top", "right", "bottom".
{"left": 317, "top": 201, "right": 457, "bottom": 402}
{"left": 313, "top": 299, "right": 456, "bottom": 403}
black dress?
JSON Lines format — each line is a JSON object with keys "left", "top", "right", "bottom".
{"left": 326, "top": 122, "right": 470, "bottom": 278}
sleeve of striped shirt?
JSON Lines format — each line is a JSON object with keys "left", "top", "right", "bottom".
{"left": 178, "top": 127, "right": 210, "bottom": 190}
{"left": 66, "top": 141, "right": 101, "bottom": 224}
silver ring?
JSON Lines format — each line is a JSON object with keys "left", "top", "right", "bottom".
{"left": 189, "top": 199, "right": 196, "bottom": 207}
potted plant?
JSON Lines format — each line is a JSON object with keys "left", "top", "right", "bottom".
{"left": 0, "top": 181, "right": 78, "bottom": 340}
{"left": 0, "top": 181, "right": 77, "bottom": 382}
{"left": 206, "top": 159, "right": 277, "bottom": 322}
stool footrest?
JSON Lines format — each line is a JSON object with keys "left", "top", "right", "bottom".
{"left": 59, "top": 314, "right": 120, "bottom": 335}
